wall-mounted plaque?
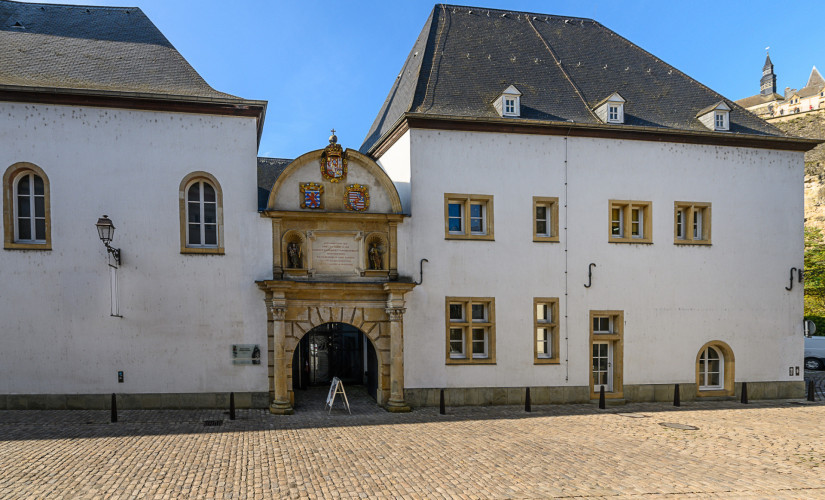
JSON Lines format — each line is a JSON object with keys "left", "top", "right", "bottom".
{"left": 232, "top": 344, "right": 261, "bottom": 365}
{"left": 310, "top": 232, "right": 362, "bottom": 275}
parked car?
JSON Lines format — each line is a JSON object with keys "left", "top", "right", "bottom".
{"left": 804, "top": 336, "right": 825, "bottom": 370}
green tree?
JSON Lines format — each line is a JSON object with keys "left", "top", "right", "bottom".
{"left": 805, "top": 227, "right": 825, "bottom": 333}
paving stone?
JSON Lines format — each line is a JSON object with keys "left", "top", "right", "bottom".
{"left": 0, "top": 386, "right": 823, "bottom": 498}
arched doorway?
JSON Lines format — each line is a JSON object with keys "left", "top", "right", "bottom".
{"left": 291, "top": 322, "right": 379, "bottom": 400}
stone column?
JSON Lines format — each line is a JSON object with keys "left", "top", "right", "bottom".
{"left": 268, "top": 302, "right": 293, "bottom": 415}
{"left": 385, "top": 307, "right": 410, "bottom": 412}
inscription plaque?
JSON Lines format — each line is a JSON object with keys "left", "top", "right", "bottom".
{"left": 311, "top": 234, "right": 360, "bottom": 274}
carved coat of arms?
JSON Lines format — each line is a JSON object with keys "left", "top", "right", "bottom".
{"left": 344, "top": 184, "right": 370, "bottom": 212}
{"left": 320, "top": 131, "right": 347, "bottom": 182}
{"left": 299, "top": 182, "right": 324, "bottom": 209}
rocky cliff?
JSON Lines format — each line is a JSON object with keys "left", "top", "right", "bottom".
{"left": 768, "top": 110, "right": 825, "bottom": 234}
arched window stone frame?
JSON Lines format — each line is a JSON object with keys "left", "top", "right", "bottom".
{"left": 179, "top": 171, "right": 224, "bottom": 255}
{"left": 3, "top": 162, "right": 52, "bottom": 250}
{"left": 695, "top": 340, "right": 735, "bottom": 397}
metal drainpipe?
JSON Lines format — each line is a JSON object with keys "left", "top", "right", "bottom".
{"left": 563, "top": 126, "right": 571, "bottom": 382}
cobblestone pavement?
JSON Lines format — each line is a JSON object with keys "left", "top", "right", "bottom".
{"left": 1, "top": 387, "right": 825, "bottom": 499}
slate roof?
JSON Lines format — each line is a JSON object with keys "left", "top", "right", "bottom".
{"left": 361, "top": 4, "right": 787, "bottom": 153}
{"left": 735, "top": 93, "right": 783, "bottom": 109}
{"left": 0, "top": 0, "right": 238, "bottom": 100}
{"left": 257, "top": 157, "right": 291, "bottom": 211}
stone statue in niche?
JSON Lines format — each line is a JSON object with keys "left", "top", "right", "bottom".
{"left": 287, "top": 242, "right": 302, "bottom": 269}
{"left": 368, "top": 242, "right": 384, "bottom": 270}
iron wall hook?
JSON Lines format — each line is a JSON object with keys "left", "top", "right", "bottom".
{"left": 786, "top": 267, "right": 797, "bottom": 291}
{"left": 414, "top": 258, "right": 429, "bottom": 285}
{"left": 584, "top": 263, "right": 596, "bottom": 288}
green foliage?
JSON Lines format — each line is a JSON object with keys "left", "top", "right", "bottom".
{"left": 804, "top": 227, "right": 825, "bottom": 332}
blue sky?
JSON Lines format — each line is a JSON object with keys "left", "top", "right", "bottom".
{"left": 27, "top": 0, "right": 822, "bottom": 159}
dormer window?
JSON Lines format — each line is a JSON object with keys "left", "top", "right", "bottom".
{"left": 697, "top": 101, "right": 730, "bottom": 132}
{"left": 714, "top": 111, "right": 727, "bottom": 130}
{"left": 495, "top": 85, "right": 522, "bottom": 117}
{"left": 594, "top": 92, "right": 625, "bottom": 124}
{"left": 504, "top": 96, "right": 517, "bottom": 115}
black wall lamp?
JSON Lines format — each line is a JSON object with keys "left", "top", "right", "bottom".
{"left": 95, "top": 215, "right": 122, "bottom": 266}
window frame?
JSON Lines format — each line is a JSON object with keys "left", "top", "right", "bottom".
{"left": 444, "top": 194, "right": 494, "bottom": 240}
{"left": 608, "top": 200, "right": 652, "bottom": 244}
{"left": 533, "top": 196, "right": 559, "bottom": 242}
{"left": 589, "top": 310, "right": 624, "bottom": 399}
{"left": 179, "top": 171, "right": 225, "bottom": 255}
{"left": 3, "top": 162, "right": 52, "bottom": 250}
{"left": 673, "top": 202, "right": 711, "bottom": 245}
{"left": 714, "top": 110, "right": 729, "bottom": 131}
{"left": 445, "top": 297, "right": 496, "bottom": 364}
{"left": 534, "top": 297, "right": 560, "bottom": 364}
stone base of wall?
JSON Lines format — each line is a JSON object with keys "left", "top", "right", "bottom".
{"left": 0, "top": 392, "right": 270, "bottom": 410}
{"left": 405, "top": 381, "right": 804, "bottom": 407}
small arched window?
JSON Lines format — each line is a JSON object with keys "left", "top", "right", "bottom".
{"left": 179, "top": 172, "right": 224, "bottom": 254}
{"left": 3, "top": 162, "right": 52, "bottom": 250}
{"left": 695, "top": 341, "right": 734, "bottom": 396}
{"left": 698, "top": 346, "right": 723, "bottom": 390}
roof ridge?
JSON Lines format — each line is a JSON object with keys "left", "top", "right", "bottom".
{"left": 439, "top": 4, "right": 595, "bottom": 23}
{"left": 0, "top": 0, "right": 140, "bottom": 12}
{"left": 418, "top": 4, "right": 450, "bottom": 112}
{"left": 526, "top": 15, "right": 599, "bottom": 121}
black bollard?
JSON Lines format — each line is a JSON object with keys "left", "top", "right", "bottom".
{"left": 110, "top": 393, "right": 117, "bottom": 423}
{"left": 808, "top": 380, "right": 816, "bottom": 402}
{"left": 229, "top": 392, "right": 236, "bottom": 420}
{"left": 741, "top": 382, "right": 748, "bottom": 404}
{"left": 673, "top": 383, "right": 680, "bottom": 407}
{"left": 439, "top": 389, "right": 445, "bottom": 415}
{"left": 598, "top": 385, "right": 606, "bottom": 409}
{"left": 525, "top": 387, "right": 531, "bottom": 412}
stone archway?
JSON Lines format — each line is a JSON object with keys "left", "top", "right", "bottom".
{"left": 258, "top": 281, "right": 414, "bottom": 414}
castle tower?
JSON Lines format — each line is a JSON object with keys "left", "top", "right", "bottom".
{"left": 760, "top": 53, "right": 777, "bottom": 95}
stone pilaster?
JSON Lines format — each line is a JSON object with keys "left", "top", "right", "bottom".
{"left": 268, "top": 301, "right": 293, "bottom": 415}
{"left": 385, "top": 306, "right": 410, "bottom": 412}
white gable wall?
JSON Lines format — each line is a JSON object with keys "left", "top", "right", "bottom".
{"left": 385, "top": 128, "right": 803, "bottom": 390}
{"left": 0, "top": 102, "right": 271, "bottom": 395}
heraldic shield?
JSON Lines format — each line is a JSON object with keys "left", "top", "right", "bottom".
{"left": 320, "top": 132, "right": 347, "bottom": 183}
{"left": 300, "top": 182, "right": 324, "bottom": 209}
{"left": 345, "top": 184, "right": 370, "bottom": 212}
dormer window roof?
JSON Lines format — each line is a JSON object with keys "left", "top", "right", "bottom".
{"left": 494, "top": 85, "right": 521, "bottom": 118}
{"left": 697, "top": 101, "right": 731, "bottom": 132}
{"left": 593, "top": 92, "right": 626, "bottom": 124}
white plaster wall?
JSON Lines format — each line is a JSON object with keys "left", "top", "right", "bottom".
{"left": 383, "top": 128, "right": 804, "bottom": 389}
{"left": 0, "top": 102, "right": 272, "bottom": 394}
{"left": 375, "top": 131, "right": 411, "bottom": 215}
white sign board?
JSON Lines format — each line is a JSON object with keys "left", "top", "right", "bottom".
{"left": 325, "top": 376, "right": 351, "bottom": 414}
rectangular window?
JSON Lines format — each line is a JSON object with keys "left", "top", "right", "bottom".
{"left": 446, "top": 297, "right": 495, "bottom": 364}
{"left": 534, "top": 298, "right": 559, "bottom": 363}
{"left": 674, "top": 202, "right": 711, "bottom": 245}
{"left": 533, "top": 196, "right": 559, "bottom": 242}
{"left": 444, "top": 194, "right": 494, "bottom": 240}
{"left": 609, "top": 200, "right": 652, "bottom": 243}
{"left": 608, "top": 105, "right": 619, "bottom": 122}
{"left": 504, "top": 97, "right": 515, "bottom": 114}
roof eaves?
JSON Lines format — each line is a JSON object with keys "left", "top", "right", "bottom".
{"left": 373, "top": 112, "right": 821, "bottom": 152}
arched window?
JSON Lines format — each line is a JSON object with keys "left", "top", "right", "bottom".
{"left": 695, "top": 341, "right": 734, "bottom": 396}
{"left": 179, "top": 172, "right": 224, "bottom": 254}
{"left": 3, "top": 162, "right": 52, "bottom": 250}
{"left": 698, "top": 346, "right": 723, "bottom": 390}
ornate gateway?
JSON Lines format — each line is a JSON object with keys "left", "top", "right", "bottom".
{"left": 299, "top": 182, "right": 324, "bottom": 209}
{"left": 320, "top": 130, "right": 347, "bottom": 183}
{"left": 345, "top": 184, "right": 370, "bottom": 212}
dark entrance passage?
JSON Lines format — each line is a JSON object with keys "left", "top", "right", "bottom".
{"left": 292, "top": 323, "right": 378, "bottom": 401}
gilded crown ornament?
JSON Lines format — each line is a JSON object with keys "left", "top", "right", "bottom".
{"left": 320, "top": 129, "right": 347, "bottom": 182}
